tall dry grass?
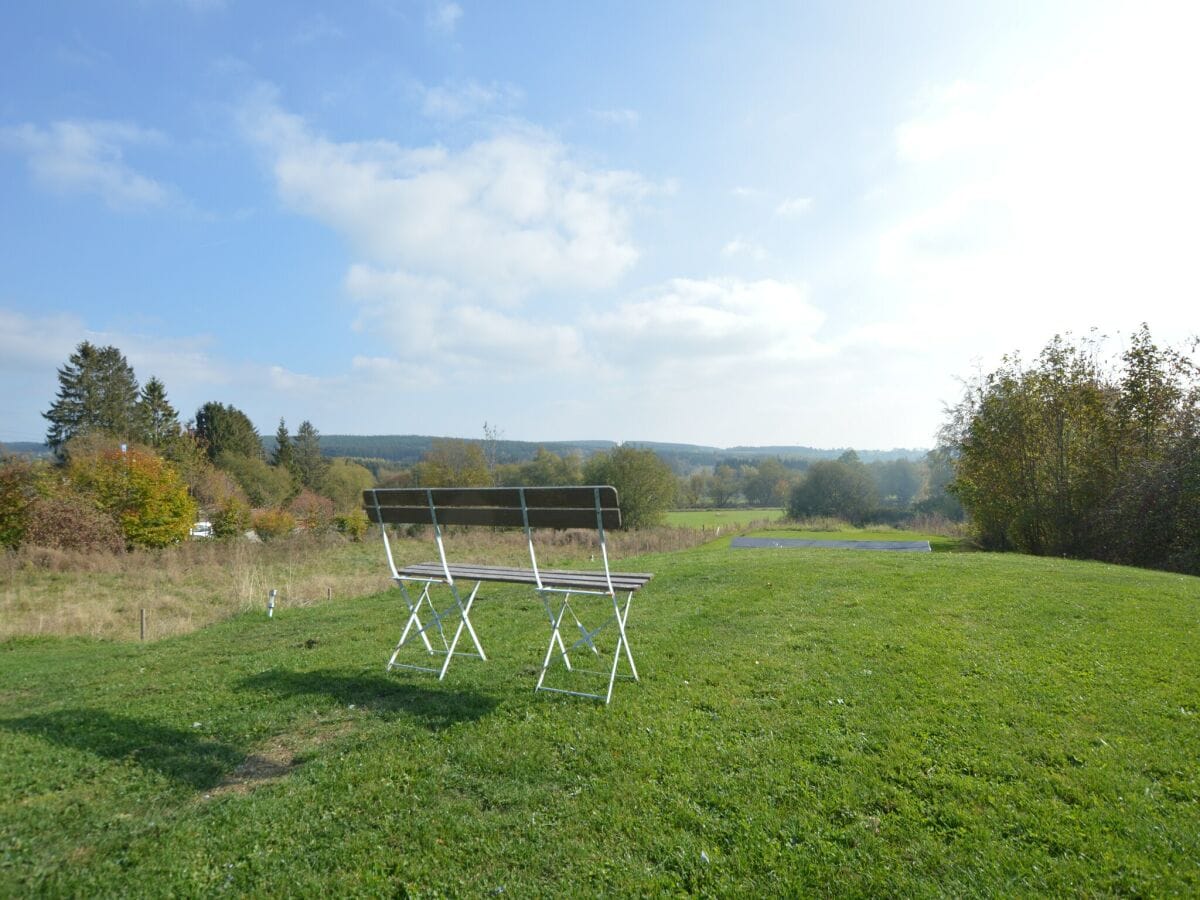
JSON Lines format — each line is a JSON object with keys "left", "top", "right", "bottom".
{"left": 1, "top": 523, "right": 725, "bottom": 643}
{"left": 1, "top": 534, "right": 390, "bottom": 643}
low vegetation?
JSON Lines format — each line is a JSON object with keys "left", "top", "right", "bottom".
{"left": 2, "top": 536, "right": 1197, "bottom": 894}
{"left": 0, "top": 525, "right": 718, "bottom": 643}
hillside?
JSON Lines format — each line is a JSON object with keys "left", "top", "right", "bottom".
{"left": 313, "top": 434, "right": 927, "bottom": 469}
{"left": 2, "top": 536, "right": 1196, "bottom": 894}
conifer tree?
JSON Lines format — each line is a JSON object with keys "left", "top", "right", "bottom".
{"left": 137, "top": 377, "right": 180, "bottom": 448}
{"left": 272, "top": 418, "right": 294, "bottom": 470}
{"left": 43, "top": 342, "right": 141, "bottom": 454}
{"left": 193, "top": 402, "right": 262, "bottom": 461}
{"left": 291, "top": 420, "right": 329, "bottom": 490}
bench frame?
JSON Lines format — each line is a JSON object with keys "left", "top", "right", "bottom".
{"left": 363, "top": 486, "right": 651, "bottom": 704}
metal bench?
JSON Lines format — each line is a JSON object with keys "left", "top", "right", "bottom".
{"left": 362, "top": 486, "right": 652, "bottom": 704}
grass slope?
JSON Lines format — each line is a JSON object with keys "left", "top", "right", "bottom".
{"left": 2, "top": 540, "right": 1198, "bottom": 895}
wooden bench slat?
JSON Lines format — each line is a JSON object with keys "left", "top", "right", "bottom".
{"left": 399, "top": 562, "right": 652, "bottom": 591}
{"left": 400, "top": 565, "right": 651, "bottom": 590}
{"left": 366, "top": 505, "right": 621, "bottom": 530}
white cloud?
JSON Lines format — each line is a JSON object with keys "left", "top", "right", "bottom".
{"left": 0, "top": 309, "right": 86, "bottom": 373}
{"left": 2, "top": 120, "right": 172, "bottom": 211}
{"left": 426, "top": 1, "right": 462, "bottom": 34}
{"left": 241, "top": 91, "right": 647, "bottom": 300}
{"left": 775, "top": 196, "right": 813, "bottom": 217}
{"left": 588, "top": 277, "right": 826, "bottom": 369}
{"left": 419, "top": 80, "right": 523, "bottom": 120}
{"left": 720, "top": 238, "right": 768, "bottom": 261}
{"left": 344, "top": 264, "right": 585, "bottom": 376}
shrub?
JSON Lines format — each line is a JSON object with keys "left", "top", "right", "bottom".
{"left": 67, "top": 446, "right": 197, "bottom": 548}
{"left": 0, "top": 457, "right": 40, "bottom": 549}
{"left": 212, "top": 495, "right": 251, "bottom": 538}
{"left": 289, "top": 489, "right": 335, "bottom": 532}
{"left": 335, "top": 510, "right": 370, "bottom": 541}
{"left": 217, "top": 451, "right": 295, "bottom": 508}
{"left": 252, "top": 508, "right": 296, "bottom": 541}
{"left": 22, "top": 496, "right": 125, "bottom": 553}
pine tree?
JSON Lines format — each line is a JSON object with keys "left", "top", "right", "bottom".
{"left": 137, "top": 377, "right": 180, "bottom": 448}
{"left": 44, "top": 342, "right": 141, "bottom": 454}
{"left": 272, "top": 418, "right": 294, "bottom": 470}
{"left": 194, "top": 402, "right": 263, "bottom": 461}
{"left": 291, "top": 420, "right": 329, "bottom": 490}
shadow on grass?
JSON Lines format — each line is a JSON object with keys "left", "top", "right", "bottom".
{"left": 1, "top": 709, "right": 242, "bottom": 790}
{"left": 238, "top": 668, "right": 498, "bottom": 731}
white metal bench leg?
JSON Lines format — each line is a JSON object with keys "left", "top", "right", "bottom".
{"left": 536, "top": 589, "right": 638, "bottom": 704}
{"left": 438, "top": 581, "right": 486, "bottom": 680}
{"left": 614, "top": 590, "right": 639, "bottom": 682}
{"left": 538, "top": 590, "right": 576, "bottom": 671}
{"left": 536, "top": 595, "right": 576, "bottom": 692}
{"left": 388, "top": 578, "right": 486, "bottom": 677}
{"left": 395, "top": 581, "right": 436, "bottom": 654}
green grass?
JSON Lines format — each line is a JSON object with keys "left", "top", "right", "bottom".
{"left": 2, "top": 541, "right": 1199, "bottom": 895}
{"left": 666, "top": 507, "right": 785, "bottom": 528}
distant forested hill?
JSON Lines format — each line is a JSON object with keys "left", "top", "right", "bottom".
{"left": 310, "top": 435, "right": 617, "bottom": 465}
{"left": 1, "top": 442, "right": 52, "bottom": 458}
{"left": 309, "top": 434, "right": 926, "bottom": 470}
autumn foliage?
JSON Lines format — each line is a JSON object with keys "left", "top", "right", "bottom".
{"left": 67, "top": 447, "right": 197, "bottom": 549}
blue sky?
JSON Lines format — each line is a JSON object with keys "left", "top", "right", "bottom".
{"left": 2, "top": 1, "right": 1197, "bottom": 449}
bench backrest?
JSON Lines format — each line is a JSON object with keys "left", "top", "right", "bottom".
{"left": 362, "top": 486, "right": 622, "bottom": 530}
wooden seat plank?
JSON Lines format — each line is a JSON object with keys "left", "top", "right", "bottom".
{"left": 398, "top": 562, "right": 651, "bottom": 592}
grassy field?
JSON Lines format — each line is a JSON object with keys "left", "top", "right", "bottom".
{"left": 666, "top": 508, "right": 786, "bottom": 528}
{"left": 2, "top": 535, "right": 1198, "bottom": 894}
{"left": 0, "top": 526, "right": 710, "bottom": 643}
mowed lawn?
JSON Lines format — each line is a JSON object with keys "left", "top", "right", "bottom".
{"left": 2, "top": 539, "right": 1198, "bottom": 895}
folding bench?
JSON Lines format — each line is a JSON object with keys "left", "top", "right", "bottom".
{"left": 362, "top": 486, "right": 653, "bottom": 704}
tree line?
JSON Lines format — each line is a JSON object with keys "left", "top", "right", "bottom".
{"left": 1, "top": 342, "right": 374, "bottom": 551}
{"left": 944, "top": 326, "right": 1198, "bottom": 574}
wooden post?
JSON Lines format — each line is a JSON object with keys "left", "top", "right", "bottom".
{"left": 327, "top": 586, "right": 332, "bottom": 602}
{"left": 140, "top": 608, "right": 146, "bottom": 641}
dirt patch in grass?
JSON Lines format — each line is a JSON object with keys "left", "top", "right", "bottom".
{"left": 203, "top": 719, "right": 355, "bottom": 799}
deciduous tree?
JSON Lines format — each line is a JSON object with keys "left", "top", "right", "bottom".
{"left": 583, "top": 445, "right": 676, "bottom": 528}
{"left": 67, "top": 445, "right": 197, "bottom": 548}
{"left": 788, "top": 458, "right": 878, "bottom": 525}
{"left": 416, "top": 439, "right": 491, "bottom": 487}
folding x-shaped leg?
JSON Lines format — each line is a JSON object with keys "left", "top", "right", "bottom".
{"left": 387, "top": 577, "right": 486, "bottom": 680}
{"left": 535, "top": 587, "right": 638, "bottom": 704}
